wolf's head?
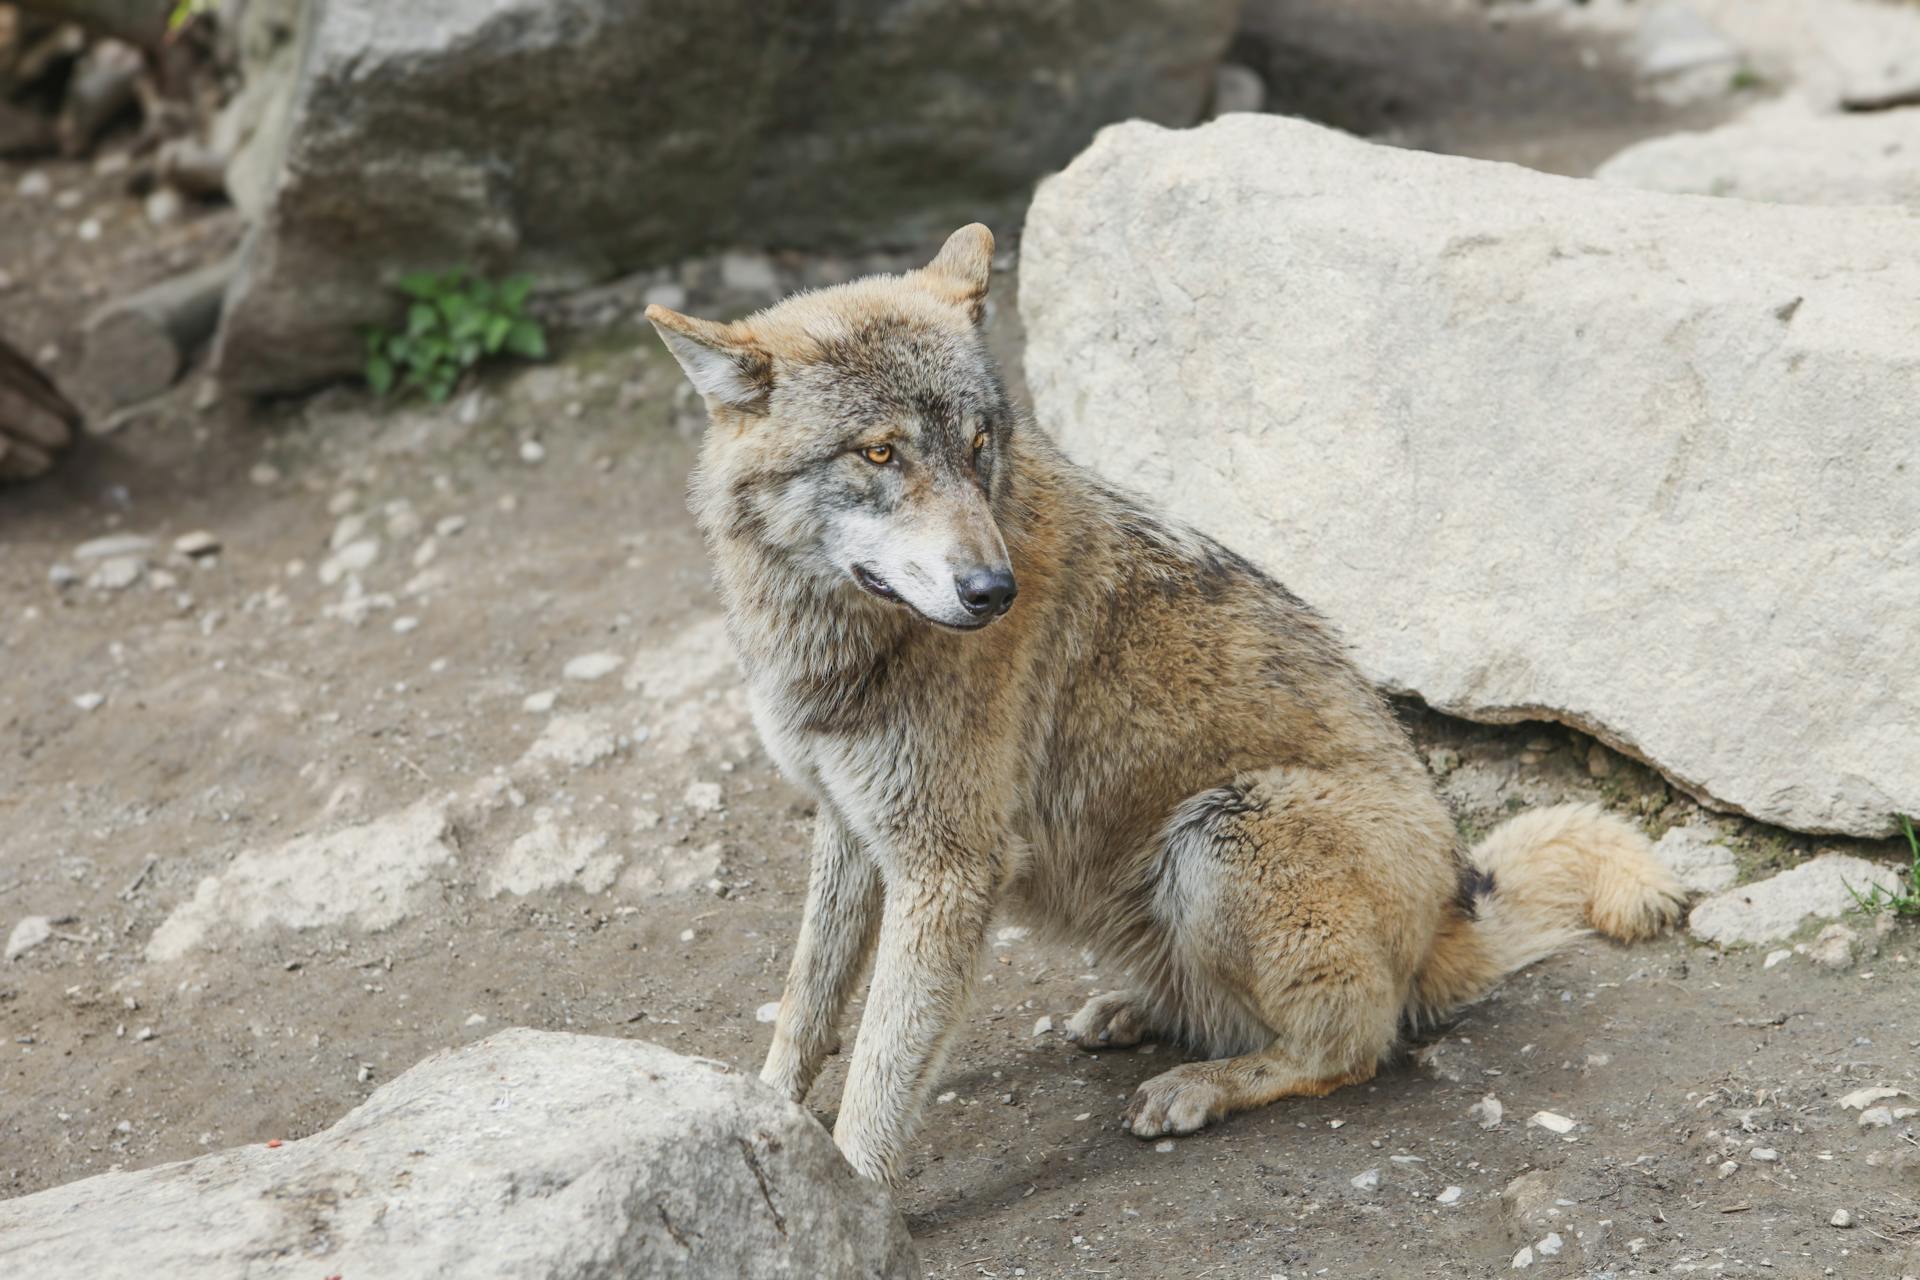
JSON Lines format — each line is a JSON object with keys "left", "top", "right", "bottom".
{"left": 647, "top": 226, "right": 1019, "bottom": 631}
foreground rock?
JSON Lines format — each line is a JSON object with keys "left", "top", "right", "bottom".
{"left": 1598, "top": 102, "right": 1920, "bottom": 208}
{"left": 1688, "top": 853, "right": 1903, "bottom": 945}
{"left": 214, "top": 0, "right": 1239, "bottom": 393}
{"left": 1020, "top": 115, "right": 1920, "bottom": 838}
{"left": 0, "top": 1029, "right": 917, "bottom": 1279}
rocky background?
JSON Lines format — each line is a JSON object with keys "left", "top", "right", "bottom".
{"left": 3, "top": 0, "right": 1919, "bottom": 1277}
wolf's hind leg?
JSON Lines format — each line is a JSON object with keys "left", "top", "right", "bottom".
{"left": 1122, "top": 767, "right": 1450, "bottom": 1137}
{"left": 762, "top": 813, "right": 881, "bottom": 1103}
{"left": 1064, "top": 990, "right": 1157, "bottom": 1050}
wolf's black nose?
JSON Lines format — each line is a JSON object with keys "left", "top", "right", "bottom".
{"left": 956, "top": 567, "right": 1017, "bottom": 617}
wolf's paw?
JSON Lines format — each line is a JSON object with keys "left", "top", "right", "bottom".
{"left": 1063, "top": 990, "right": 1153, "bottom": 1050}
{"left": 1124, "top": 1064, "right": 1228, "bottom": 1138}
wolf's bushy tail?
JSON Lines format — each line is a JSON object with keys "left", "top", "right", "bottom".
{"left": 1410, "top": 803, "right": 1685, "bottom": 1022}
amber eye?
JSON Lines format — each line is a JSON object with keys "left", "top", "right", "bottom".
{"left": 972, "top": 430, "right": 989, "bottom": 452}
{"left": 861, "top": 443, "right": 893, "bottom": 465}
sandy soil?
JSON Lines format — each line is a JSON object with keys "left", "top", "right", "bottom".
{"left": 4, "top": 3, "right": 1918, "bottom": 1276}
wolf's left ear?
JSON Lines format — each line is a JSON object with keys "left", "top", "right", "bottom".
{"left": 921, "top": 223, "right": 993, "bottom": 323}
{"left": 645, "top": 305, "right": 773, "bottom": 413}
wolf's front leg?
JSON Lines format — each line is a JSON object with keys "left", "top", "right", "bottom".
{"left": 833, "top": 866, "right": 995, "bottom": 1184}
{"left": 762, "top": 812, "right": 882, "bottom": 1103}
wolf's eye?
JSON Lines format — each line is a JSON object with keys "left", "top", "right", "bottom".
{"left": 861, "top": 443, "right": 893, "bottom": 465}
{"left": 972, "top": 430, "right": 989, "bottom": 452}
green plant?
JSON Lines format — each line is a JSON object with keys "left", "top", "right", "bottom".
{"left": 363, "top": 270, "right": 546, "bottom": 402}
{"left": 168, "top": 0, "right": 217, "bottom": 35}
{"left": 1845, "top": 815, "right": 1920, "bottom": 918}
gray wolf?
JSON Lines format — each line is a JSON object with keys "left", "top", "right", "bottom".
{"left": 646, "top": 225, "right": 1685, "bottom": 1185}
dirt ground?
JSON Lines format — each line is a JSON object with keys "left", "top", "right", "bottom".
{"left": 4, "top": 2, "right": 1919, "bottom": 1277}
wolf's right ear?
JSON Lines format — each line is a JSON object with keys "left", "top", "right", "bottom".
{"left": 920, "top": 223, "right": 993, "bottom": 323}
{"left": 645, "top": 305, "right": 772, "bottom": 413}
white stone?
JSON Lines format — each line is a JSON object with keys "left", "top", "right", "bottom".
{"left": 1839, "top": 1086, "right": 1905, "bottom": 1110}
{"left": 72, "top": 693, "right": 104, "bottom": 712}
{"left": 172, "top": 530, "right": 220, "bottom": 558}
{"left": 1349, "top": 1168, "right": 1380, "bottom": 1191}
{"left": 1020, "top": 114, "right": 1920, "bottom": 838}
{"left": 522, "top": 689, "right": 558, "bottom": 714}
{"left": 563, "top": 652, "right": 623, "bottom": 682}
{"left": 1599, "top": 102, "right": 1920, "bottom": 210}
{"left": 620, "top": 841, "right": 723, "bottom": 898}
{"left": 1436, "top": 1185, "right": 1463, "bottom": 1205}
{"left": 521, "top": 713, "right": 619, "bottom": 770}
{"left": 1032, "top": 1015, "right": 1054, "bottom": 1036}
{"left": 1528, "top": 1111, "right": 1576, "bottom": 1135}
{"left": 1512, "top": 1246, "right": 1534, "bottom": 1269}
{"left": 1831, "top": 1208, "right": 1854, "bottom": 1228}
{"left": 6, "top": 916, "right": 52, "bottom": 961}
{"left": 1751, "top": 1147, "right": 1779, "bottom": 1162}
{"left": 484, "top": 813, "right": 620, "bottom": 899}
{"left": 1859, "top": 1106, "right": 1895, "bottom": 1128}
{"left": 683, "top": 780, "right": 724, "bottom": 813}
{"left": 1535, "top": 1233, "right": 1564, "bottom": 1258}
{"left": 147, "top": 801, "right": 452, "bottom": 961}
{"left": 1689, "top": 854, "right": 1904, "bottom": 945}
{"left": 756, "top": 1001, "right": 780, "bottom": 1024}
{"left": 1764, "top": 948, "right": 1792, "bottom": 969}
{"left": 1470, "top": 1095, "right": 1504, "bottom": 1129}
{"left": 0, "top": 1030, "right": 917, "bottom": 1278}
{"left": 1651, "top": 826, "right": 1739, "bottom": 894}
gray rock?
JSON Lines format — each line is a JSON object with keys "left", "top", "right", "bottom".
{"left": 1687, "top": 853, "right": 1903, "bottom": 945}
{"left": 87, "top": 555, "right": 146, "bottom": 591}
{"left": 1652, "top": 826, "right": 1739, "bottom": 894}
{"left": 0, "top": 1028, "right": 917, "bottom": 1279}
{"left": 212, "top": 0, "right": 1240, "bottom": 394}
{"left": 1629, "top": 1, "right": 1738, "bottom": 78}
{"left": 1210, "top": 63, "right": 1266, "bottom": 116}
{"left": 1806, "top": 921, "right": 1862, "bottom": 969}
{"left": 6, "top": 915, "right": 51, "bottom": 961}
{"left": 1020, "top": 115, "right": 1920, "bottom": 838}
{"left": 1599, "top": 103, "right": 1920, "bottom": 208}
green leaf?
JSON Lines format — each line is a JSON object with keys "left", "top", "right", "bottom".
{"left": 407, "top": 302, "right": 439, "bottom": 336}
{"left": 483, "top": 314, "right": 513, "bottom": 354}
{"left": 365, "top": 355, "right": 395, "bottom": 396}
{"left": 397, "top": 271, "right": 444, "bottom": 301}
{"left": 504, "top": 317, "right": 547, "bottom": 360}
{"left": 499, "top": 275, "right": 532, "bottom": 313}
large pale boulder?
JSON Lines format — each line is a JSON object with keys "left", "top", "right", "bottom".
{"left": 1020, "top": 115, "right": 1920, "bottom": 838}
{"left": 1597, "top": 102, "right": 1920, "bottom": 207}
{"left": 213, "top": 0, "right": 1239, "bottom": 394}
{"left": 0, "top": 1029, "right": 918, "bottom": 1279}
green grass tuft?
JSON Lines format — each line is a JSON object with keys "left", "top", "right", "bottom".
{"left": 1845, "top": 815, "right": 1920, "bottom": 918}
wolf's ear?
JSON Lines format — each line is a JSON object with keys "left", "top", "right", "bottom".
{"left": 645, "top": 305, "right": 772, "bottom": 412}
{"left": 920, "top": 223, "right": 993, "bottom": 322}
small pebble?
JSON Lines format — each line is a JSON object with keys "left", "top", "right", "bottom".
{"left": 519, "top": 440, "right": 546, "bottom": 465}
{"left": 73, "top": 692, "right": 105, "bottom": 711}
{"left": 1154, "top": 1140, "right": 1175, "bottom": 1153}
{"left": 563, "top": 653, "right": 623, "bottom": 681}
{"left": 1751, "top": 1147, "right": 1779, "bottom": 1162}
{"left": 1436, "top": 1186, "right": 1463, "bottom": 1205}
{"left": 522, "top": 690, "right": 557, "bottom": 714}
{"left": 1830, "top": 1209, "right": 1854, "bottom": 1228}
{"left": 1350, "top": 1168, "right": 1381, "bottom": 1191}
{"left": 755, "top": 1002, "right": 780, "bottom": 1024}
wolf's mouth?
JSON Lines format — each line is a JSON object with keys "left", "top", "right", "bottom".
{"left": 850, "top": 565, "right": 995, "bottom": 632}
{"left": 852, "top": 564, "right": 898, "bottom": 600}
